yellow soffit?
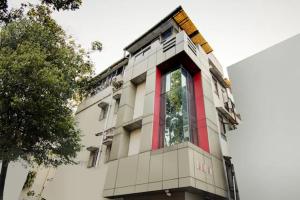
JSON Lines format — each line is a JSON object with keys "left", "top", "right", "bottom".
{"left": 224, "top": 78, "right": 232, "bottom": 88}
{"left": 173, "top": 9, "right": 213, "bottom": 54}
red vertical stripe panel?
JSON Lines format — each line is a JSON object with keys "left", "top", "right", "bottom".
{"left": 193, "top": 72, "right": 210, "bottom": 152}
{"left": 152, "top": 67, "right": 161, "bottom": 150}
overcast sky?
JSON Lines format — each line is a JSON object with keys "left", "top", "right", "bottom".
{"left": 10, "top": 0, "right": 300, "bottom": 75}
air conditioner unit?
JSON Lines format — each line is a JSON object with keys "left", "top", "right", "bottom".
{"left": 102, "top": 135, "right": 113, "bottom": 146}
{"left": 102, "top": 128, "right": 115, "bottom": 145}
{"left": 112, "top": 76, "right": 123, "bottom": 91}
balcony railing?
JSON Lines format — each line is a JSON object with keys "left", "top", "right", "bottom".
{"left": 90, "top": 67, "right": 124, "bottom": 96}
{"left": 217, "top": 98, "right": 240, "bottom": 125}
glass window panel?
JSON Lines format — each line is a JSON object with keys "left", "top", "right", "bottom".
{"left": 181, "top": 69, "right": 187, "bottom": 88}
{"left": 160, "top": 67, "right": 197, "bottom": 147}
{"left": 170, "top": 69, "right": 181, "bottom": 92}
{"left": 164, "top": 87, "right": 184, "bottom": 146}
{"left": 165, "top": 73, "right": 170, "bottom": 93}
{"left": 161, "top": 27, "right": 173, "bottom": 42}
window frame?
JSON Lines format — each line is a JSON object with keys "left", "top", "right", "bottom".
{"left": 218, "top": 114, "right": 226, "bottom": 136}
{"left": 105, "top": 144, "right": 111, "bottom": 163}
{"left": 87, "top": 148, "right": 99, "bottom": 168}
{"left": 114, "top": 98, "right": 120, "bottom": 114}
{"left": 99, "top": 105, "right": 108, "bottom": 121}
{"left": 161, "top": 27, "right": 173, "bottom": 43}
{"left": 159, "top": 66, "right": 198, "bottom": 147}
{"left": 213, "top": 77, "right": 219, "bottom": 96}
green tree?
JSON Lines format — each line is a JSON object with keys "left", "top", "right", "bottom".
{"left": 0, "top": 5, "right": 94, "bottom": 200}
{"left": 0, "top": 0, "right": 82, "bottom": 23}
{"left": 165, "top": 69, "right": 184, "bottom": 146}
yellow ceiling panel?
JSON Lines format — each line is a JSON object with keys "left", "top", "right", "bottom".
{"left": 173, "top": 9, "right": 213, "bottom": 54}
{"left": 201, "top": 43, "right": 213, "bottom": 54}
{"left": 191, "top": 34, "right": 206, "bottom": 45}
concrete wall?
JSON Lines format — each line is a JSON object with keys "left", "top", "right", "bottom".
{"left": 133, "top": 81, "right": 146, "bottom": 119}
{"left": 0, "top": 162, "right": 28, "bottom": 200}
{"left": 20, "top": 167, "right": 56, "bottom": 200}
{"left": 227, "top": 34, "right": 300, "bottom": 200}
{"left": 128, "top": 129, "right": 141, "bottom": 156}
{"left": 103, "top": 142, "right": 227, "bottom": 198}
{"left": 32, "top": 85, "right": 120, "bottom": 200}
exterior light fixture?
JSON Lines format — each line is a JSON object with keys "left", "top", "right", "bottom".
{"left": 165, "top": 190, "right": 171, "bottom": 197}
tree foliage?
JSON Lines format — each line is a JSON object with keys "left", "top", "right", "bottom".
{"left": 0, "top": 0, "right": 25, "bottom": 24}
{"left": 41, "top": 0, "right": 82, "bottom": 11}
{"left": 0, "top": 0, "right": 82, "bottom": 24}
{"left": 165, "top": 69, "right": 184, "bottom": 146}
{"left": 164, "top": 68, "right": 191, "bottom": 146}
{"left": 91, "top": 41, "right": 103, "bottom": 52}
{"left": 0, "top": 5, "right": 93, "bottom": 167}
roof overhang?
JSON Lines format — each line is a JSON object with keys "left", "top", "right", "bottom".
{"left": 124, "top": 6, "right": 213, "bottom": 54}
{"left": 210, "top": 67, "right": 231, "bottom": 88}
{"left": 172, "top": 7, "right": 213, "bottom": 54}
{"left": 94, "top": 57, "right": 128, "bottom": 80}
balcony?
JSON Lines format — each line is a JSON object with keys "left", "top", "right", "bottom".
{"left": 156, "top": 30, "right": 208, "bottom": 67}
{"left": 216, "top": 98, "right": 240, "bottom": 125}
{"left": 128, "top": 30, "right": 208, "bottom": 73}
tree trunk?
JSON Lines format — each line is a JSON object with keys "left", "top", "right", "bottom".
{"left": 0, "top": 160, "right": 9, "bottom": 200}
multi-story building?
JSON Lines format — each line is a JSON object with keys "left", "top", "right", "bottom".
{"left": 21, "top": 6, "right": 241, "bottom": 200}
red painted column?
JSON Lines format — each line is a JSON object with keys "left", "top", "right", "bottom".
{"left": 193, "top": 72, "right": 210, "bottom": 153}
{"left": 152, "top": 67, "right": 161, "bottom": 150}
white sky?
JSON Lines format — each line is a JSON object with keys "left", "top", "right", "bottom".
{"left": 10, "top": 0, "right": 300, "bottom": 75}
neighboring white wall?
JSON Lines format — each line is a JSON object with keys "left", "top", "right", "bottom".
{"left": 0, "top": 161, "right": 28, "bottom": 200}
{"left": 128, "top": 129, "right": 141, "bottom": 156}
{"left": 228, "top": 34, "right": 300, "bottom": 200}
{"left": 20, "top": 167, "right": 56, "bottom": 200}
{"left": 42, "top": 164, "right": 108, "bottom": 200}
{"left": 133, "top": 81, "right": 145, "bottom": 119}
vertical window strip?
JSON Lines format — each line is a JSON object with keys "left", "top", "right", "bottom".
{"left": 159, "top": 66, "right": 198, "bottom": 147}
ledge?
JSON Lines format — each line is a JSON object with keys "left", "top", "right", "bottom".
{"left": 209, "top": 67, "right": 230, "bottom": 88}
{"left": 123, "top": 117, "right": 143, "bottom": 132}
{"left": 216, "top": 106, "right": 238, "bottom": 125}
{"left": 98, "top": 101, "right": 109, "bottom": 108}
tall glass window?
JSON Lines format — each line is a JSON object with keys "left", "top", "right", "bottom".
{"left": 159, "top": 67, "right": 198, "bottom": 147}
